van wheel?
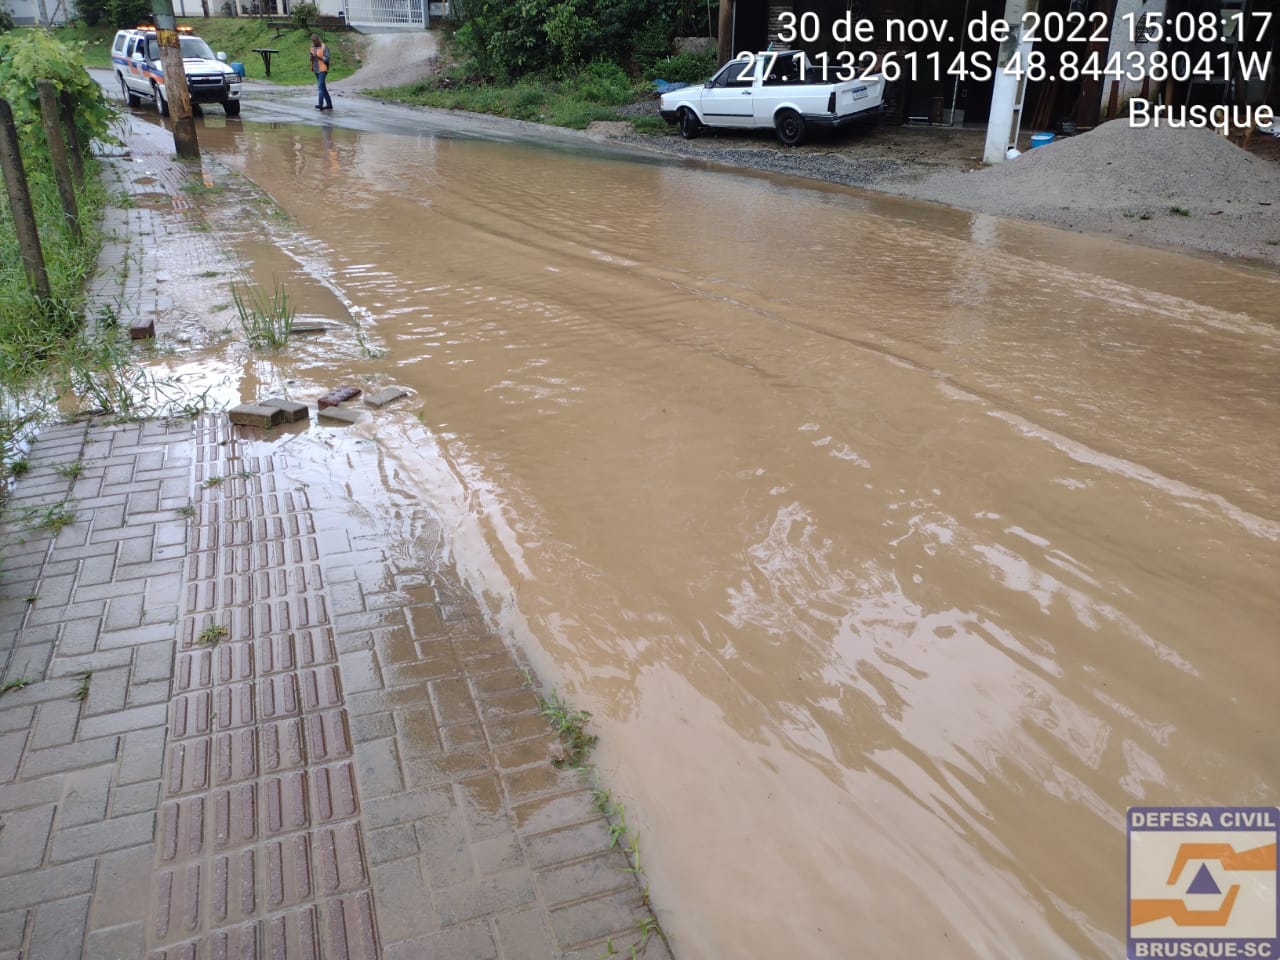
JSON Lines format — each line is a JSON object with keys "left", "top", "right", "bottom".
{"left": 152, "top": 83, "right": 169, "bottom": 117}
{"left": 678, "top": 108, "right": 701, "bottom": 140}
{"left": 775, "top": 109, "right": 806, "bottom": 146}
{"left": 119, "top": 74, "right": 141, "bottom": 108}
{"left": 223, "top": 99, "right": 240, "bottom": 117}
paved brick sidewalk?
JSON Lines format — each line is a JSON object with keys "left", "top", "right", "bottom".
{"left": 0, "top": 113, "right": 670, "bottom": 959}
{"left": 0, "top": 419, "right": 192, "bottom": 960}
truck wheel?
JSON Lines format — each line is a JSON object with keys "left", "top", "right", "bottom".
{"left": 223, "top": 99, "right": 241, "bottom": 117}
{"left": 152, "top": 83, "right": 169, "bottom": 117}
{"left": 775, "top": 109, "right": 807, "bottom": 146}
{"left": 119, "top": 74, "right": 141, "bottom": 108}
{"left": 678, "top": 108, "right": 701, "bottom": 140}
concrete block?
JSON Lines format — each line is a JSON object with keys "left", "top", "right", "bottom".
{"left": 365, "top": 387, "right": 410, "bottom": 408}
{"left": 289, "top": 321, "right": 333, "bottom": 335}
{"left": 317, "top": 386, "right": 361, "bottom": 409}
{"left": 227, "top": 404, "right": 286, "bottom": 429}
{"left": 259, "top": 398, "right": 309, "bottom": 422}
{"left": 318, "top": 407, "right": 363, "bottom": 426}
{"left": 128, "top": 318, "right": 154, "bottom": 340}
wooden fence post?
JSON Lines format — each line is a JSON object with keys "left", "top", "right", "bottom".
{"left": 0, "top": 98, "right": 52, "bottom": 301}
{"left": 59, "top": 90, "right": 84, "bottom": 186}
{"left": 37, "top": 80, "right": 80, "bottom": 240}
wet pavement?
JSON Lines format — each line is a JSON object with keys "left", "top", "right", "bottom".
{"left": 6, "top": 76, "right": 1280, "bottom": 959}
{"left": 0, "top": 110, "right": 665, "bottom": 959}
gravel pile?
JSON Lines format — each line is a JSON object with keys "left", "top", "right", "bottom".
{"left": 897, "top": 122, "right": 1277, "bottom": 215}
{"left": 886, "top": 123, "right": 1280, "bottom": 263}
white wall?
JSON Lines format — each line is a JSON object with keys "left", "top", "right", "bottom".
{"left": 10, "top": 0, "right": 79, "bottom": 25}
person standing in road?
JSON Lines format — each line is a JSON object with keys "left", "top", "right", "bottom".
{"left": 310, "top": 33, "right": 332, "bottom": 110}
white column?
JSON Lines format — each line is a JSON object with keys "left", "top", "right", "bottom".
{"left": 983, "top": 0, "right": 1034, "bottom": 164}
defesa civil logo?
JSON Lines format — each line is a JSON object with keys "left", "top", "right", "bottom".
{"left": 1129, "top": 807, "right": 1279, "bottom": 959}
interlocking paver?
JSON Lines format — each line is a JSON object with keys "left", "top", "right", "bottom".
{"left": 0, "top": 803, "right": 55, "bottom": 876}
{"left": 27, "top": 893, "right": 90, "bottom": 960}
{"left": 49, "top": 811, "right": 154, "bottom": 863}
{"left": 56, "top": 766, "right": 114, "bottom": 828}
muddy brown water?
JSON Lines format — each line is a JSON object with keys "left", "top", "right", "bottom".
{"left": 194, "top": 118, "right": 1279, "bottom": 959}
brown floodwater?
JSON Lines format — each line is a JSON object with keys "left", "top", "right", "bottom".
{"left": 196, "top": 116, "right": 1279, "bottom": 959}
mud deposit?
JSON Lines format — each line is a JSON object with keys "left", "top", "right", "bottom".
{"left": 194, "top": 118, "right": 1280, "bottom": 960}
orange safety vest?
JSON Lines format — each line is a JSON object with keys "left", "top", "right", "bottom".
{"left": 310, "top": 42, "right": 329, "bottom": 74}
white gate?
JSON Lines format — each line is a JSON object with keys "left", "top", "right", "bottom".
{"left": 345, "top": 0, "right": 421, "bottom": 27}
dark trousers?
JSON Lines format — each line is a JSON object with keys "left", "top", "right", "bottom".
{"left": 315, "top": 71, "right": 332, "bottom": 108}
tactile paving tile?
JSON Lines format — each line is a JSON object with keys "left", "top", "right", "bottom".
{"left": 146, "top": 415, "right": 378, "bottom": 959}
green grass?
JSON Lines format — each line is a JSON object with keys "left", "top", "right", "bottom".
{"left": 534, "top": 686, "right": 598, "bottom": 767}
{"left": 0, "top": 678, "right": 32, "bottom": 696}
{"left": 49, "top": 21, "right": 114, "bottom": 69}
{"left": 15, "top": 500, "right": 79, "bottom": 534}
{"left": 1169, "top": 206, "right": 1191, "bottom": 217}
{"left": 73, "top": 671, "right": 92, "bottom": 702}
{"left": 631, "top": 116, "right": 670, "bottom": 135}
{"left": 233, "top": 278, "right": 295, "bottom": 348}
{"left": 197, "top": 623, "right": 229, "bottom": 646}
{"left": 55, "top": 459, "right": 84, "bottom": 479}
{"left": 373, "top": 62, "right": 643, "bottom": 130}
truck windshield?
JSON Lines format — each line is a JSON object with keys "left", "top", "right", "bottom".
{"left": 144, "top": 36, "right": 217, "bottom": 60}
{"left": 180, "top": 36, "right": 217, "bottom": 59}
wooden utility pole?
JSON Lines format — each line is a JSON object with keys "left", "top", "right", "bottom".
{"left": 37, "top": 81, "right": 80, "bottom": 240}
{"left": 717, "top": 0, "right": 734, "bottom": 66}
{"left": 152, "top": 0, "right": 200, "bottom": 160}
{"left": 0, "top": 99, "right": 52, "bottom": 301}
{"left": 59, "top": 91, "right": 84, "bottom": 187}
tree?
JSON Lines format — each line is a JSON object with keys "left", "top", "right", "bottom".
{"left": 716, "top": 0, "right": 732, "bottom": 65}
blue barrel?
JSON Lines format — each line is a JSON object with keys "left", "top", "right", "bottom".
{"left": 1030, "top": 132, "right": 1055, "bottom": 149}
{"left": 231, "top": 61, "right": 246, "bottom": 78}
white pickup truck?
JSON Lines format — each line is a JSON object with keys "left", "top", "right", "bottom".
{"left": 659, "top": 50, "right": 886, "bottom": 146}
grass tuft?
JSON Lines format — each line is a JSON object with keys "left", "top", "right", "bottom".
{"left": 198, "top": 623, "right": 229, "bottom": 646}
{"left": 233, "top": 279, "right": 295, "bottom": 348}
{"left": 0, "top": 678, "right": 32, "bottom": 696}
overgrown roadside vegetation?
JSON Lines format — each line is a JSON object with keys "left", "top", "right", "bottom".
{"left": 372, "top": 0, "right": 716, "bottom": 132}
{"left": 0, "top": 30, "right": 113, "bottom": 484}
{"left": 53, "top": 17, "right": 361, "bottom": 83}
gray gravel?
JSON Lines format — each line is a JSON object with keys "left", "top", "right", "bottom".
{"left": 887, "top": 122, "right": 1280, "bottom": 265}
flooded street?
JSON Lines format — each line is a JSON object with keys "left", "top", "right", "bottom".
{"left": 187, "top": 109, "right": 1279, "bottom": 958}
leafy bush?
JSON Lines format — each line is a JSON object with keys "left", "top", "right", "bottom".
{"left": 78, "top": 0, "right": 151, "bottom": 28}
{"left": 647, "top": 50, "right": 714, "bottom": 84}
{"left": 0, "top": 30, "right": 111, "bottom": 391}
{"left": 0, "top": 7, "right": 15, "bottom": 32}
{"left": 451, "top": 0, "right": 680, "bottom": 79}
{"left": 0, "top": 30, "right": 115, "bottom": 148}
{"left": 571, "top": 60, "right": 631, "bottom": 105}
{"left": 291, "top": 1, "right": 319, "bottom": 29}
